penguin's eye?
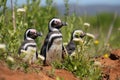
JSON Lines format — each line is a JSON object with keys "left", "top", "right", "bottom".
{"left": 54, "top": 20, "right": 61, "bottom": 25}
{"left": 30, "top": 31, "right": 36, "bottom": 35}
{"left": 54, "top": 21, "right": 58, "bottom": 25}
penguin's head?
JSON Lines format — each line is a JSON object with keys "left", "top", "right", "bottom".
{"left": 24, "top": 28, "right": 42, "bottom": 40}
{"left": 49, "top": 18, "right": 67, "bottom": 31}
{"left": 71, "top": 30, "right": 86, "bottom": 41}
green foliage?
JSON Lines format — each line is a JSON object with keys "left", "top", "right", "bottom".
{"left": 62, "top": 56, "right": 101, "bottom": 79}
{"left": 52, "top": 33, "right": 102, "bottom": 80}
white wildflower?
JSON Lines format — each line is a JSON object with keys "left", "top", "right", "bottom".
{"left": 86, "top": 33, "right": 95, "bottom": 39}
{"left": 74, "top": 66, "right": 77, "bottom": 70}
{"left": 84, "top": 22, "right": 90, "bottom": 27}
{"left": 70, "top": 51, "right": 76, "bottom": 56}
{"left": 118, "top": 27, "right": 120, "bottom": 31}
{"left": 94, "top": 61, "right": 101, "bottom": 66}
{"left": 7, "top": 56, "right": 15, "bottom": 63}
{"left": 0, "top": 44, "right": 6, "bottom": 51}
{"left": 38, "top": 54, "right": 45, "bottom": 61}
{"left": 17, "top": 8, "right": 26, "bottom": 12}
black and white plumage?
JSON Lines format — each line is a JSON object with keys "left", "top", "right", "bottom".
{"left": 40, "top": 18, "right": 67, "bottom": 65}
{"left": 66, "top": 30, "right": 86, "bottom": 56}
{"left": 18, "top": 28, "right": 42, "bottom": 64}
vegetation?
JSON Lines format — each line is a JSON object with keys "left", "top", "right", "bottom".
{"left": 0, "top": 0, "right": 120, "bottom": 80}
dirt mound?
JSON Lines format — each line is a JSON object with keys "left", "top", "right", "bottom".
{"left": 0, "top": 49, "right": 120, "bottom": 80}
{"left": 98, "top": 49, "right": 120, "bottom": 80}
{"left": 109, "top": 49, "right": 120, "bottom": 60}
{"left": 42, "top": 66, "right": 78, "bottom": 80}
{"left": 0, "top": 62, "right": 52, "bottom": 80}
{"left": 0, "top": 61, "right": 78, "bottom": 80}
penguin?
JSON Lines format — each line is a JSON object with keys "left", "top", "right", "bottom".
{"left": 18, "top": 28, "right": 42, "bottom": 64}
{"left": 66, "top": 29, "right": 86, "bottom": 56}
{"left": 40, "top": 18, "right": 67, "bottom": 65}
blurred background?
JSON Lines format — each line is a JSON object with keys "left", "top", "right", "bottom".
{"left": 6, "top": 0, "right": 120, "bottom": 16}
{"left": 0, "top": 0, "right": 120, "bottom": 55}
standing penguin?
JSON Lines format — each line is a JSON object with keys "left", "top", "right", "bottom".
{"left": 18, "top": 28, "right": 42, "bottom": 64}
{"left": 40, "top": 18, "right": 67, "bottom": 65}
{"left": 66, "top": 30, "right": 86, "bottom": 56}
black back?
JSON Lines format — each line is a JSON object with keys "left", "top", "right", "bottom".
{"left": 40, "top": 31, "right": 64, "bottom": 65}
{"left": 66, "top": 41, "right": 76, "bottom": 55}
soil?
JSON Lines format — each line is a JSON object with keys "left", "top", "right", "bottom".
{"left": 0, "top": 61, "right": 78, "bottom": 80}
{"left": 98, "top": 49, "right": 120, "bottom": 80}
{"left": 0, "top": 49, "right": 120, "bottom": 80}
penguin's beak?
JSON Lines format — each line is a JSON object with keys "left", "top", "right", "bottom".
{"left": 80, "top": 33, "right": 86, "bottom": 38}
{"left": 37, "top": 32, "right": 43, "bottom": 37}
{"left": 62, "top": 22, "right": 68, "bottom": 26}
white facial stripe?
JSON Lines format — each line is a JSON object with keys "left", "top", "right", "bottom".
{"left": 23, "top": 43, "right": 36, "bottom": 49}
{"left": 49, "top": 33, "right": 62, "bottom": 42}
{"left": 25, "top": 29, "right": 30, "bottom": 39}
{"left": 49, "top": 18, "right": 61, "bottom": 31}
{"left": 25, "top": 29, "right": 36, "bottom": 40}
{"left": 49, "top": 27, "right": 59, "bottom": 32}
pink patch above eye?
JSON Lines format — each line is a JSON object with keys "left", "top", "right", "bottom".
{"left": 30, "top": 29, "right": 36, "bottom": 33}
{"left": 56, "top": 19, "right": 61, "bottom": 22}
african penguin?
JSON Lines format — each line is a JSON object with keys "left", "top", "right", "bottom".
{"left": 18, "top": 28, "right": 42, "bottom": 64}
{"left": 40, "top": 18, "right": 67, "bottom": 65}
{"left": 66, "top": 29, "right": 86, "bottom": 56}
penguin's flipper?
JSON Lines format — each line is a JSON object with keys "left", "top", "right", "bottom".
{"left": 40, "top": 33, "right": 50, "bottom": 57}
{"left": 40, "top": 31, "right": 58, "bottom": 56}
{"left": 18, "top": 41, "right": 26, "bottom": 55}
{"left": 40, "top": 33, "right": 52, "bottom": 65}
{"left": 18, "top": 47, "right": 22, "bottom": 54}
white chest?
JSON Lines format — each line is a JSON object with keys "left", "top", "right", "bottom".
{"left": 46, "top": 38, "right": 63, "bottom": 64}
{"left": 21, "top": 47, "right": 37, "bottom": 64}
